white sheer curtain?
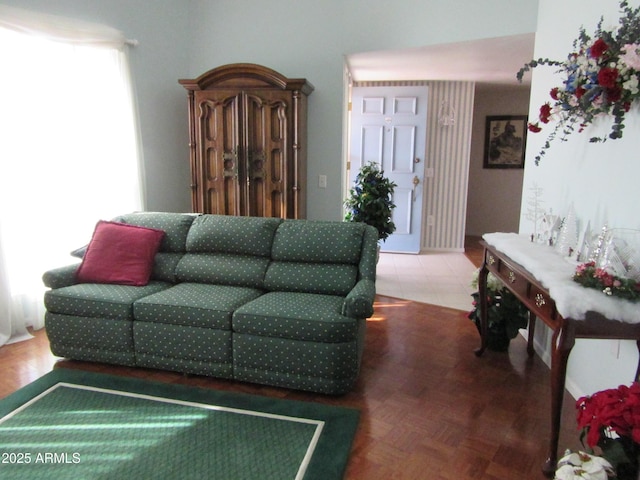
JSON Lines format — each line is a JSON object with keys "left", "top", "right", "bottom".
{"left": 0, "top": 6, "right": 143, "bottom": 346}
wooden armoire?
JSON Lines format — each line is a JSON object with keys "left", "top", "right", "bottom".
{"left": 179, "top": 64, "right": 314, "bottom": 219}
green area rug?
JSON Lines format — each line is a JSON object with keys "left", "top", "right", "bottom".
{"left": 0, "top": 370, "right": 359, "bottom": 480}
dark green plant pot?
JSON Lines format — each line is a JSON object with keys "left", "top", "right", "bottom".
{"left": 473, "top": 320, "right": 510, "bottom": 352}
{"left": 468, "top": 289, "right": 529, "bottom": 353}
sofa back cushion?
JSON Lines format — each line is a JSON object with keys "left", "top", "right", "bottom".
{"left": 264, "top": 262, "right": 357, "bottom": 295}
{"left": 114, "top": 212, "right": 198, "bottom": 283}
{"left": 265, "top": 220, "right": 367, "bottom": 295}
{"left": 116, "top": 212, "right": 197, "bottom": 253}
{"left": 175, "top": 253, "right": 269, "bottom": 288}
{"left": 152, "top": 253, "right": 184, "bottom": 283}
{"left": 271, "top": 220, "right": 365, "bottom": 264}
{"left": 186, "top": 215, "right": 282, "bottom": 257}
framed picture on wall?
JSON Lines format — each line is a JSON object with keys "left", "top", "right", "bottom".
{"left": 483, "top": 115, "right": 527, "bottom": 169}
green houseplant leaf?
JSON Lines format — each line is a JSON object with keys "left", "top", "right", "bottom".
{"left": 344, "top": 162, "right": 397, "bottom": 241}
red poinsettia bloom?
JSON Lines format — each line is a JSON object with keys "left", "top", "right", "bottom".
{"left": 594, "top": 268, "right": 615, "bottom": 287}
{"left": 575, "top": 262, "right": 596, "bottom": 275}
{"left": 590, "top": 38, "right": 609, "bottom": 58}
{"left": 607, "top": 86, "right": 623, "bottom": 103}
{"left": 598, "top": 67, "right": 619, "bottom": 89}
{"left": 528, "top": 122, "right": 542, "bottom": 133}
{"left": 576, "top": 382, "right": 640, "bottom": 448}
{"left": 539, "top": 103, "right": 553, "bottom": 123}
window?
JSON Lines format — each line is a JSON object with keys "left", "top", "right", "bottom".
{"left": 0, "top": 9, "right": 142, "bottom": 343}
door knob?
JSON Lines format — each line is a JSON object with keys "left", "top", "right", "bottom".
{"left": 412, "top": 176, "right": 420, "bottom": 202}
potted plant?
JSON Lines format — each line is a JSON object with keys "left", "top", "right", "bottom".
{"left": 573, "top": 382, "right": 640, "bottom": 480}
{"left": 468, "top": 270, "right": 529, "bottom": 351}
{"left": 344, "top": 162, "right": 397, "bottom": 242}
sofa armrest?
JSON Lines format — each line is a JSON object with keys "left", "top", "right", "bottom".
{"left": 42, "top": 263, "right": 79, "bottom": 289}
{"left": 342, "top": 278, "right": 376, "bottom": 318}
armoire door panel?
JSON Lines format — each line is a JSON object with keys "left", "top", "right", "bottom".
{"left": 244, "top": 91, "right": 290, "bottom": 218}
{"left": 271, "top": 190, "right": 282, "bottom": 218}
{"left": 195, "top": 92, "right": 242, "bottom": 215}
{"left": 244, "top": 93, "right": 267, "bottom": 217}
{"left": 270, "top": 148, "right": 283, "bottom": 182}
{"left": 199, "top": 100, "right": 220, "bottom": 214}
{"left": 223, "top": 175, "right": 240, "bottom": 215}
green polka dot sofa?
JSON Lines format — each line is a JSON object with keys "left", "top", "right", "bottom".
{"left": 42, "top": 212, "right": 378, "bottom": 394}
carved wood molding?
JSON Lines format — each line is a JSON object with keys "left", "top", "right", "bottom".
{"left": 179, "top": 63, "right": 314, "bottom": 95}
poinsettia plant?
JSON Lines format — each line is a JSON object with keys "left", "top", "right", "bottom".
{"left": 554, "top": 450, "right": 615, "bottom": 480}
{"left": 468, "top": 270, "right": 529, "bottom": 351}
{"left": 517, "top": 0, "right": 640, "bottom": 165}
{"left": 575, "top": 382, "right": 640, "bottom": 479}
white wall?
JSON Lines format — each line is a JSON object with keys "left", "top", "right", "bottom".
{"left": 1, "top": 0, "right": 192, "bottom": 213}
{"left": 466, "top": 85, "right": 530, "bottom": 236}
{"left": 2, "top": 0, "right": 539, "bottom": 220}
{"left": 522, "top": 0, "right": 640, "bottom": 397}
{"left": 187, "top": 0, "right": 539, "bottom": 220}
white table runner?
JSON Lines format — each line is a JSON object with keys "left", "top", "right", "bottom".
{"left": 483, "top": 232, "right": 640, "bottom": 323}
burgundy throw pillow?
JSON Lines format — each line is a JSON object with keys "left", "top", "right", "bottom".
{"left": 75, "top": 220, "right": 165, "bottom": 286}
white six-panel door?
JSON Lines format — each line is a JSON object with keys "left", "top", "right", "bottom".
{"left": 349, "top": 86, "right": 428, "bottom": 253}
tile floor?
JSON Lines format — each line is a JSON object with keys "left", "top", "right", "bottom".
{"left": 375, "top": 251, "right": 479, "bottom": 311}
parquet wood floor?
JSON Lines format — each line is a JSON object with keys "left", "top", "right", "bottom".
{"left": 0, "top": 237, "right": 582, "bottom": 479}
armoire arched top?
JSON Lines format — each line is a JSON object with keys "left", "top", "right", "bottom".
{"left": 178, "top": 63, "right": 314, "bottom": 95}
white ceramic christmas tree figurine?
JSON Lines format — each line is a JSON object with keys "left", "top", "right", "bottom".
{"left": 524, "top": 183, "right": 545, "bottom": 242}
{"left": 556, "top": 203, "right": 578, "bottom": 257}
{"left": 589, "top": 224, "right": 609, "bottom": 264}
{"left": 576, "top": 221, "right": 592, "bottom": 262}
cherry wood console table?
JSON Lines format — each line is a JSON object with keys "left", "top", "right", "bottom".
{"left": 475, "top": 236, "right": 640, "bottom": 477}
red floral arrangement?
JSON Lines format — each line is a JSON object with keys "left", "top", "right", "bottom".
{"left": 576, "top": 383, "right": 640, "bottom": 479}
{"left": 573, "top": 261, "right": 640, "bottom": 301}
{"left": 517, "top": 0, "right": 640, "bottom": 165}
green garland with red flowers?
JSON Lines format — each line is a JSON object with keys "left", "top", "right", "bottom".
{"left": 573, "top": 261, "right": 640, "bottom": 301}
{"left": 517, "top": 0, "right": 640, "bottom": 165}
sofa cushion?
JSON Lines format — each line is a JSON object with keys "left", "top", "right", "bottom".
{"left": 233, "top": 291, "right": 358, "bottom": 343}
{"left": 68, "top": 248, "right": 183, "bottom": 284}
{"left": 272, "top": 220, "right": 365, "bottom": 264}
{"left": 134, "top": 322, "right": 233, "bottom": 378}
{"left": 151, "top": 252, "right": 184, "bottom": 283}
{"left": 175, "top": 253, "right": 269, "bottom": 288}
{"left": 186, "top": 215, "right": 281, "bottom": 256}
{"left": 44, "top": 282, "right": 170, "bottom": 321}
{"left": 75, "top": 221, "right": 165, "bottom": 286}
{"left": 133, "top": 283, "right": 263, "bottom": 329}
{"left": 45, "top": 313, "right": 135, "bottom": 359}
{"left": 116, "top": 212, "right": 197, "bottom": 253}
{"left": 264, "top": 262, "right": 357, "bottom": 295}
{"left": 233, "top": 334, "right": 359, "bottom": 394}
